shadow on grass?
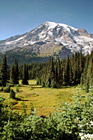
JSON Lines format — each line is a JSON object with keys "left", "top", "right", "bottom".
{"left": 30, "top": 84, "right": 37, "bottom": 86}
{"left": 15, "top": 97, "right": 28, "bottom": 101}
{"left": 60, "top": 85, "right": 76, "bottom": 89}
{"left": 32, "top": 86, "right": 42, "bottom": 89}
{"left": 32, "top": 85, "right": 75, "bottom": 89}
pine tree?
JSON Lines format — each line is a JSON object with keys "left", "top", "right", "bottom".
{"left": 50, "top": 57, "right": 55, "bottom": 81}
{"left": 22, "top": 63, "right": 28, "bottom": 85}
{"left": 14, "top": 58, "right": 19, "bottom": 84}
{"left": 10, "top": 58, "right": 19, "bottom": 85}
{"left": 65, "top": 56, "right": 71, "bottom": 85}
{"left": 45, "top": 58, "right": 55, "bottom": 87}
{"left": 81, "top": 54, "right": 89, "bottom": 85}
{"left": 72, "top": 53, "right": 81, "bottom": 85}
{"left": 57, "top": 58, "right": 62, "bottom": 86}
{"left": 85, "top": 79, "right": 89, "bottom": 93}
{"left": 55, "top": 65, "right": 58, "bottom": 83}
{"left": 69, "top": 66, "right": 73, "bottom": 85}
{"left": 76, "top": 57, "right": 81, "bottom": 84}
{"left": 1, "top": 54, "right": 8, "bottom": 87}
{"left": 10, "top": 89, "right": 15, "bottom": 99}
{"left": 87, "top": 51, "right": 93, "bottom": 86}
{"left": 10, "top": 65, "right": 15, "bottom": 84}
{"left": 80, "top": 51, "right": 84, "bottom": 74}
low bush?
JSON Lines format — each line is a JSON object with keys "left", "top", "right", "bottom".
{"left": 16, "top": 87, "right": 19, "bottom": 92}
{"left": 0, "top": 87, "right": 3, "bottom": 92}
{"left": 51, "top": 80, "right": 57, "bottom": 88}
{"left": 3, "top": 86, "right": 10, "bottom": 93}
{"left": 10, "top": 89, "right": 15, "bottom": 99}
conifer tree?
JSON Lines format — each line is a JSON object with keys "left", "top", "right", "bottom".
{"left": 81, "top": 54, "right": 89, "bottom": 84}
{"left": 87, "top": 51, "right": 93, "bottom": 86}
{"left": 10, "top": 65, "right": 15, "bottom": 84}
{"left": 14, "top": 58, "right": 19, "bottom": 84}
{"left": 85, "top": 79, "right": 89, "bottom": 93}
{"left": 80, "top": 51, "right": 84, "bottom": 74}
{"left": 55, "top": 65, "right": 58, "bottom": 83}
{"left": 76, "top": 58, "right": 80, "bottom": 84}
{"left": 71, "top": 53, "right": 76, "bottom": 84}
{"left": 45, "top": 58, "right": 55, "bottom": 87}
{"left": 1, "top": 54, "right": 8, "bottom": 87}
{"left": 69, "top": 66, "right": 73, "bottom": 85}
{"left": 62, "top": 66, "right": 65, "bottom": 85}
{"left": 65, "top": 56, "right": 71, "bottom": 85}
{"left": 22, "top": 63, "right": 28, "bottom": 85}
{"left": 50, "top": 57, "right": 55, "bottom": 81}
{"left": 57, "top": 58, "right": 62, "bottom": 86}
{"left": 72, "top": 53, "right": 80, "bottom": 85}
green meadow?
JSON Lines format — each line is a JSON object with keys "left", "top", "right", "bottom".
{"left": 0, "top": 80, "right": 86, "bottom": 116}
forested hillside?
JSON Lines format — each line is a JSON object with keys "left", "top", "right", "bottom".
{"left": 37, "top": 51, "right": 93, "bottom": 88}
{"left": 0, "top": 51, "right": 93, "bottom": 89}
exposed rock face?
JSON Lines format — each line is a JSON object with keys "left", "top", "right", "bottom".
{"left": 0, "top": 21, "right": 93, "bottom": 59}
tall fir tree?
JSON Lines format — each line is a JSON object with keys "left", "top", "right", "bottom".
{"left": 81, "top": 54, "right": 89, "bottom": 85}
{"left": 80, "top": 51, "right": 83, "bottom": 73}
{"left": 65, "top": 56, "right": 71, "bottom": 85}
{"left": 10, "top": 65, "right": 15, "bottom": 84}
{"left": 22, "top": 63, "right": 28, "bottom": 85}
{"left": 1, "top": 54, "right": 8, "bottom": 87}
{"left": 87, "top": 51, "right": 93, "bottom": 86}
{"left": 85, "top": 78, "right": 89, "bottom": 93}
{"left": 14, "top": 58, "right": 19, "bottom": 84}
{"left": 57, "top": 58, "right": 62, "bottom": 86}
{"left": 50, "top": 57, "right": 55, "bottom": 80}
{"left": 55, "top": 64, "right": 58, "bottom": 83}
{"left": 45, "top": 58, "right": 55, "bottom": 87}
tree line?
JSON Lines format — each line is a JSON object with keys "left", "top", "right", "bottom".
{"left": 0, "top": 55, "right": 28, "bottom": 86}
{"left": 37, "top": 51, "right": 93, "bottom": 88}
{"left": 0, "top": 51, "right": 93, "bottom": 89}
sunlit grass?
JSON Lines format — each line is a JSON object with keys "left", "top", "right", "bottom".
{"left": 0, "top": 80, "right": 86, "bottom": 116}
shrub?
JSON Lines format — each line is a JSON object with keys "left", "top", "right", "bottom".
{"left": 9, "top": 84, "right": 14, "bottom": 87}
{"left": 85, "top": 80, "right": 89, "bottom": 93}
{"left": 0, "top": 80, "right": 2, "bottom": 86}
{"left": 9, "top": 100, "right": 18, "bottom": 106}
{"left": 0, "top": 87, "right": 92, "bottom": 140}
{"left": 22, "top": 80, "right": 28, "bottom": 85}
{"left": 3, "top": 86, "right": 10, "bottom": 93}
{"left": 16, "top": 87, "right": 19, "bottom": 92}
{"left": 45, "top": 80, "right": 51, "bottom": 88}
{"left": 30, "top": 86, "right": 33, "bottom": 90}
{"left": 41, "top": 81, "right": 45, "bottom": 87}
{"left": 0, "top": 87, "right": 3, "bottom": 92}
{"left": 10, "top": 89, "right": 15, "bottom": 99}
{"left": 51, "top": 80, "right": 57, "bottom": 88}
{"left": 37, "top": 78, "right": 41, "bottom": 85}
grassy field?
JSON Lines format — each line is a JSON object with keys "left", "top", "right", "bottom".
{"left": 0, "top": 80, "right": 86, "bottom": 116}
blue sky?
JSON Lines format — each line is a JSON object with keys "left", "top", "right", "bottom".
{"left": 0, "top": 0, "right": 93, "bottom": 40}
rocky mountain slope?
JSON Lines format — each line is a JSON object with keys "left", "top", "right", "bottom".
{"left": 0, "top": 21, "right": 93, "bottom": 62}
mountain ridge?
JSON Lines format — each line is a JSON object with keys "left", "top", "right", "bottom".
{"left": 0, "top": 21, "right": 93, "bottom": 63}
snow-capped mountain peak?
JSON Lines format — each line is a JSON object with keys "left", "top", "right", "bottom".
{"left": 44, "top": 21, "right": 78, "bottom": 33}
{"left": 0, "top": 21, "right": 93, "bottom": 59}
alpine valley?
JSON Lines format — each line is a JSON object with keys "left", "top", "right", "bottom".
{"left": 0, "top": 21, "right": 93, "bottom": 64}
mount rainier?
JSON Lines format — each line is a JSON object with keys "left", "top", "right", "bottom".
{"left": 0, "top": 21, "right": 93, "bottom": 63}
